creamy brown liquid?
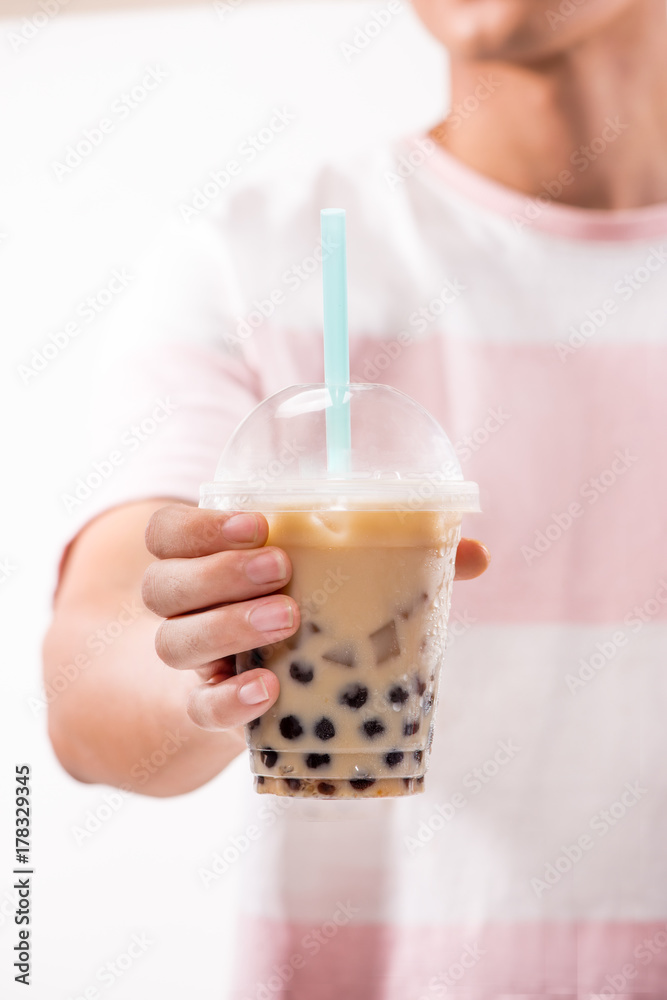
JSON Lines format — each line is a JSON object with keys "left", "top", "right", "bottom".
{"left": 237, "top": 508, "right": 460, "bottom": 798}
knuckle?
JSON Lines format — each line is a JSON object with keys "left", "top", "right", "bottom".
{"left": 154, "top": 621, "right": 178, "bottom": 667}
{"left": 208, "top": 700, "right": 230, "bottom": 731}
{"left": 141, "top": 564, "right": 161, "bottom": 613}
{"left": 183, "top": 614, "right": 215, "bottom": 665}
{"left": 195, "top": 610, "right": 220, "bottom": 656}
{"left": 215, "top": 549, "right": 247, "bottom": 589}
{"left": 142, "top": 562, "right": 188, "bottom": 616}
{"left": 155, "top": 619, "right": 190, "bottom": 667}
{"left": 186, "top": 685, "right": 225, "bottom": 732}
{"left": 198, "top": 606, "right": 241, "bottom": 663}
{"left": 158, "top": 608, "right": 235, "bottom": 671}
{"left": 186, "top": 688, "right": 205, "bottom": 728}
{"left": 144, "top": 506, "right": 171, "bottom": 557}
{"left": 200, "top": 512, "right": 224, "bottom": 548}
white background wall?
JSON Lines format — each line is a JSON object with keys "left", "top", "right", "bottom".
{"left": 0, "top": 3, "right": 446, "bottom": 998}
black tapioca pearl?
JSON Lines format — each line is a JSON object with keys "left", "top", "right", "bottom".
{"left": 304, "top": 621, "right": 321, "bottom": 634}
{"left": 350, "top": 779, "right": 376, "bottom": 790}
{"left": 261, "top": 749, "right": 278, "bottom": 768}
{"left": 388, "top": 685, "right": 409, "bottom": 706}
{"left": 289, "top": 660, "right": 314, "bottom": 684}
{"left": 285, "top": 778, "right": 302, "bottom": 791}
{"left": 416, "top": 776, "right": 424, "bottom": 786}
{"left": 385, "top": 751, "right": 404, "bottom": 768}
{"left": 305, "top": 753, "right": 331, "bottom": 769}
{"left": 422, "top": 692, "right": 434, "bottom": 713}
{"left": 314, "top": 717, "right": 336, "bottom": 741}
{"left": 403, "top": 719, "right": 420, "bottom": 736}
{"left": 248, "top": 647, "right": 268, "bottom": 668}
{"left": 318, "top": 782, "right": 336, "bottom": 796}
{"left": 279, "top": 715, "right": 303, "bottom": 739}
{"left": 256, "top": 775, "right": 265, "bottom": 785}
{"left": 413, "top": 676, "right": 427, "bottom": 696}
{"left": 247, "top": 717, "right": 261, "bottom": 731}
{"left": 413, "top": 750, "right": 423, "bottom": 764}
{"left": 362, "top": 719, "right": 385, "bottom": 739}
{"left": 370, "top": 619, "right": 400, "bottom": 664}
{"left": 322, "top": 643, "right": 356, "bottom": 667}
{"left": 339, "top": 684, "right": 368, "bottom": 710}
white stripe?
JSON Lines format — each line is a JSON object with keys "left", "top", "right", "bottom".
{"left": 238, "top": 623, "right": 667, "bottom": 923}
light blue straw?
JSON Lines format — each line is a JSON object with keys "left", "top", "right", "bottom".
{"left": 321, "top": 208, "right": 351, "bottom": 475}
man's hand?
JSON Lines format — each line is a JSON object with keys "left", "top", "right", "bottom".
{"left": 143, "top": 504, "right": 490, "bottom": 734}
{"left": 44, "top": 497, "right": 488, "bottom": 795}
{"left": 142, "top": 505, "right": 300, "bottom": 732}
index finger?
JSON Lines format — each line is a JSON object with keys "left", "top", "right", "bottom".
{"left": 145, "top": 504, "right": 269, "bottom": 559}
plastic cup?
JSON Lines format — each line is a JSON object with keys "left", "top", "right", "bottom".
{"left": 200, "top": 382, "right": 479, "bottom": 798}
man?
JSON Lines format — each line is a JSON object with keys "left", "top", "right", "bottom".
{"left": 45, "top": 0, "right": 667, "bottom": 995}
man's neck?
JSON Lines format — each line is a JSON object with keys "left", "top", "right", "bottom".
{"left": 432, "top": 1, "right": 667, "bottom": 209}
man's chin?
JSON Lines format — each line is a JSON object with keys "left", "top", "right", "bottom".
{"left": 441, "top": 0, "right": 537, "bottom": 60}
{"left": 413, "top": 0, "right": 638, "bottom": 63}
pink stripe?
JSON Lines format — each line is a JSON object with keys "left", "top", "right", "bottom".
{"left": 411, "top": 136, "right": 667, "bottom": 242}
{"left": 346, "top": 336, "right": 667, "bottom": 625}
{"left": 231, "top": 918, "right": 667, "bottom": 999}
{"left": 250, "top": 329, "right": 667, "bottom": 624}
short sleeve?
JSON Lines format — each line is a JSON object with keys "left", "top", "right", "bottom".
{"left": 58, "top": 215, "right": 263, "bottom": 563}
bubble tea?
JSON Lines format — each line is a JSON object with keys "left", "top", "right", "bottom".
{"left": 199, "top": 382, "right": 479, "bottom": 799}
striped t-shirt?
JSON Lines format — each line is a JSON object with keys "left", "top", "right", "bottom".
{"left": 80, "top": 136, "right": 667, "bottom": 999}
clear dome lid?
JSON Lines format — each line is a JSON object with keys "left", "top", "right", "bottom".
{"left": 200, "top": 383, "right": 480, "bottom": 512}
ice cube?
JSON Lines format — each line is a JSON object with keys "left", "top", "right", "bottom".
{"left": 322, "top": 643, "right": 356, "bottom": 667}
{"left": 370, "top": 620, "right": 400, "bottom": 664}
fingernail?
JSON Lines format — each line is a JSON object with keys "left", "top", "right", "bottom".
{"left": 246, "top": 550, "right": 287, "bottom": 585}
{"left": 238, "top": 676, "right": 270, "bottom": 706}
{"left": 249, "top": 599, "right": 293, "bottom": 633}
{"left": 223, "top": 513, "right": 259, "bottom": 543}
